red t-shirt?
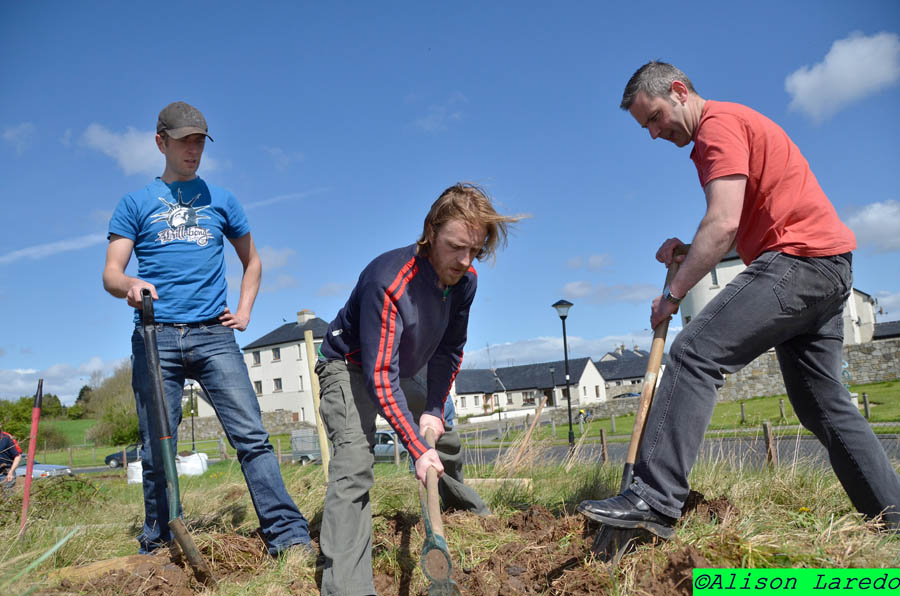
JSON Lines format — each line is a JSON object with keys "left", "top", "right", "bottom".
{"left": 690, "top": 100, "right": 856, "bottom": 265}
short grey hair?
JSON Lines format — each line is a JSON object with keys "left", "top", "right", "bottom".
{"left": 620, "top": 61, "right": 697, "bottom": 110}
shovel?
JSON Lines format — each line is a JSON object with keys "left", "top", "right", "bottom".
{"left": 140, "top": 289, "right": 216, "bottom": 587}
{"left": 590, "top": 245, "right": 687, "bottom": 563}
{"left": 418, "top": 428, "right": 461, "bottom": 596}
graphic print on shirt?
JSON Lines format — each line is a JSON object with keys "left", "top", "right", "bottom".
{"left": 152, "top": 188, "right": 214, "bottom": 246}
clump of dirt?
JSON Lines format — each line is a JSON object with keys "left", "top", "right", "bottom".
{"left": 634, "top": 545, "right": 711, "bottom": 596}
{"left": 682, "top": 489, "right": 738, "bottom": 523}
{"left": 43, "top": 551, "right": 194, "bottom": 596}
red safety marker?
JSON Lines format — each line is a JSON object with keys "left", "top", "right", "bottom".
{"left": 18, "top": 378, "right": 43, "bottom": 540}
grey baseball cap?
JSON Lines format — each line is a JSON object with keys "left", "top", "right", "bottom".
{"left": 156, "top": 101, "right": 214, "bottom": 141}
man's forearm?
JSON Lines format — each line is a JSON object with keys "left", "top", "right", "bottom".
{"left": 102, "top": 268, "right": 140, "bottom": 299}
{"left": 669, "top": 216, "right": 737, "bottom": 298}
{"left": 235, "top": 258, "right": 261, "bottom": 318}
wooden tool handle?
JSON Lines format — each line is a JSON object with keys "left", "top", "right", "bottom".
{"left": 423, "top": 428, "right": 444, "bottom": 537}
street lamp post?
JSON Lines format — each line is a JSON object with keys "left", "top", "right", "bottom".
{"left": 189, "top": 381, "right": 196, "bottom": 452}
{"left": 552, "top": 300, "right": 575, "bottom": 452}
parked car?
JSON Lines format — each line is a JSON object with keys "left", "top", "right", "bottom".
{"left": 14, "top": 455, "right": 73, "bottom": 479}
{"left": 105, "top": 443, "right": 142, "bottom": 468}
{"left": 373, "top": 430, "right": 408, "bottom": 463}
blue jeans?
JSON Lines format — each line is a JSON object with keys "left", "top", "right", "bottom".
{"left": 631, "top": 252, "right": 900, "bottom": 527}
{"left": 131, "top": 322, "right": 310, "bottom": 554}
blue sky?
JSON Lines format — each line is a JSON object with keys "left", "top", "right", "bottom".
{"left": 2, "top": 1, "right": 899, "bottom": 404}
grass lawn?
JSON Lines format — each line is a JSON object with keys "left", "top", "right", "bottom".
{"left": 2, "top": 447, "right": 898, "bottom": 594}
{"left": 41, "top": 418, "right": 97, "bottom": 446}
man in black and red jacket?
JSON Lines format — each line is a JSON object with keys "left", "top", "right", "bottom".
{"left": 316, "top": 183, "right": 523, "bottom": 596}
{"left": 0, "top": 421, "right": 23, "bottom": 486}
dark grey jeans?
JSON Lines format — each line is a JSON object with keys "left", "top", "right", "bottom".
{"left": 631, "top": 251, "right": 900, "bottom": 527}
{"left": 316, "top": 359, "right": 488, "bottom": 596}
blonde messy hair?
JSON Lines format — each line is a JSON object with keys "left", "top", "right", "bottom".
{"left": 416, "top": 183, "right": 525, "bottom": 263}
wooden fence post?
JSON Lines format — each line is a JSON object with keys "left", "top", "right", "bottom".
{"left": 741, "top": 403, "right": 746, "bottom": 425}
{"left": 394, "top": 438, "right": 401, "bottom": 467}
{"left": 276, "top": 438, "right": 282, "bottom": 465}
{"left": 779, "top": 399, "right": 786, "bottom": 421}
{"left": 610, "top": 415, "right": 616, "bottom": 435}
{"left": 68, "top": 448, "right": 73, "bottom": 468}
{"left": 763, "top": 421, "right": 777, "bottom": 467}
{"left": 600, "top": 428, "right": 608, "bottom": 464}
{"left": 862, "top": 393, "right": 870, "bottom": 420}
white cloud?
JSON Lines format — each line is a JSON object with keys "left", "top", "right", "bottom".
{"left": 262, "top": 146, "right": 304, "bottom": 171}
{"left": 786, "top": 31, "right": 900, "bottom": 122}
{"left": 261, "top": 273, "right": 298, "bottom": 294}
{"left": 316, "top": 282, "right": 352, "bottom": 297}
{"left": 587, "top": 254, "right": 613, "bottom": 271}
{"left": 0, "top": 356, "right": 126, "bottom": 405}
{"left": 257, "top": 246, "right": 296, "bottom": 270}
{"left": 80, "top": 124, "right": 220, "bottom": 176}
{"left": 0, "top": 232, "right": 107, "bottom": 266}
{"left": 875, "top": 291, "right": 900, "bottom": 322}
{"left": 60, "top": 128, "right": 73, "bottom": 147}
{"left": 846, "top": 200, "right": 900, "bottom": 252}
{"left": 413, "top": 92, "right": 468, "bottom": 133}
{"left": 244, "top": 187, "right": 328, "bottom": 210}
{"left": 566, "top": 257, "right": 584, "bottom": 269}
{"left": 463, "top": 330, "right": 681, "bottom": 369}
{"left": 2, "top": 122, "right": 36, "bottom": 155}
{"left": 561, "top": 281, "right": 659, "bottom": 304}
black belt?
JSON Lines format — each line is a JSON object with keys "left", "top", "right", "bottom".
{"left": 158, "top": 317, "right": 222, "bottom": 328}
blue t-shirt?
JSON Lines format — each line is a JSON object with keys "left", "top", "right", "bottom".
{"left": 108, "top": 177, "right": 250, "bottom": 323}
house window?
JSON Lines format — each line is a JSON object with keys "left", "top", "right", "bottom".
{"left": 272, "top": 347, "right": 281, "bottom": 361}
{"left": 252, "top": 351, "right": 261, "bottom": 366}
{"left": 474, "top": 395, "right": 480, "bottom": 407}
{"left": 297, "top": 344, "right": 303, "bottom": 360}
{"left": 508, "top": 394, "right": 515, "bottom": 405}
{"left": 460, "top": 396, "right": 466, "bottom": 408}
{"left": 494, "top": 395, "right": 500, "bottom": 407}
{"left": 595, "top": 385, "right": 600, "bottom": 397}
{"left": 253, "top": 380, "right": 262, "bottom": 395}
{"left": 583, "top": 386, "right": 587, "bottom": 396}
{"left": 273, "top": 378, "right": 283, "bottom": 392}
{"left": 562, "top": 388, "right": 569, "bottom": 398}
{"left": 300, "top": 407, "right": 305, "bottom": 421}
{"left": 710, "top": 268, "right": 719, "bottom": 286}
{"left": 298, "top": 376, "right": 304, "bottom": 391}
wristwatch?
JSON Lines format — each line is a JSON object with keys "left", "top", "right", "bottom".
{"left": 662, "top": 285, "right": 683, "bottom": 306}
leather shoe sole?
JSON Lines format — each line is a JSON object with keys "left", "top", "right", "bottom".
{"left": 577, "top": 490, "right": 675, "bottom": 539}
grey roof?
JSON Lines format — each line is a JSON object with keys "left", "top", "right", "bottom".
{"left": 455, "top": 358, "right": 592, "bottom": 394}
{"left": 243, "top": 318, "right": 330, "bottom": 350}
{"left": 455, "top": 369, "right": 505, "bottom": 394}
{"left": 874, "top": 320, "right": 900, "bottom": 340}
{"left": 497, "top": 358, "right": 591, "bottom": 391}
{"left": 595, "top": 352, "right": 668, "bottom": 381}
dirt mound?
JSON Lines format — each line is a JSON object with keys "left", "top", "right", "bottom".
{"left": 39, "top": 506, "right": 715, "bottom": 595}
{"left": 634, "top": 546, "right": 711, "bottom": 596}
{"left": 682, "top": 489, "right": 738, "bottom": 523}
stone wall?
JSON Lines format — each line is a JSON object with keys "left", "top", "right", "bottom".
{"left": 716, "top": 337, "right": 900, "bottom": 402}
{"left": 176, "top": 409, "right": 303, "bottom": 441}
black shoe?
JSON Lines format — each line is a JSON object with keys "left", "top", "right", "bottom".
{"left": 577, "top": 489, "right": 676, "bottom": 539}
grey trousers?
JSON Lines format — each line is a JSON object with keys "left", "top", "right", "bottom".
{"left": 631, "top": 251, "right": 900, "bottom": 527}
{"left": 316, "top": 359, "right": 488, "bottom": 596}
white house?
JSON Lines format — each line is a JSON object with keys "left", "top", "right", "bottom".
{"left": 678, "top": 251, "right": 877, "bottom": 345}
{"left": 195, "top": 309, "right": 327, "bottom": 422}
{"left": 452, "top": 357, "right": 607, "bottom": 418}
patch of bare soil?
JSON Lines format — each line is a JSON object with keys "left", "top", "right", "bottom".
{"left": 37, "top": 533, "right": 296, "bottom": 596}
{"left": 40, "top": 504, "right": 720, "bottom": 595}
{"left": 682, "top": 489, "right": 738, "bottom": 523}
{"left": 634, "top": 546, "right": 711, "bottom": 596}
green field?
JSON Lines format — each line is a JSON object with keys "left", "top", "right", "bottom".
{"left": 493, "top": 380, "right": 900, "bottom": 445}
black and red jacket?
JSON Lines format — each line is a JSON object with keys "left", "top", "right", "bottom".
{"left": 0, "top": 431, "right": 22, "bottom": 469}
{"left": 320, "top": 244, "right": 475, "bottom": 460}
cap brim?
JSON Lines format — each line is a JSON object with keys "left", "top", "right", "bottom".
{"left": 164, "top": 127, "right": 214, "bottom": 142}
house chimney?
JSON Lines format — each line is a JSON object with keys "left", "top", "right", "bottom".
{"left": 297, "top": 309, "right": 315, "bottom": 325}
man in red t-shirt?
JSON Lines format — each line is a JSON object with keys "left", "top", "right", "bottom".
{"left": 578, "top": 61, "right": 900, "bottom": 539}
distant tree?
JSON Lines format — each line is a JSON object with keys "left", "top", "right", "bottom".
{"left": 42, "top": 393, "right": 64, "bottom": 418}
{"left": 86, "top": 361, "right": 139, "bottom": 446}
{"left": 76, "top": 384, "right": 92, "bottom": 407}
{"left": 67, "top": 403, "right": 86, "bottom": 420}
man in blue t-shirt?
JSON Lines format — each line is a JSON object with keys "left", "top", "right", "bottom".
{"left": 102, "top": 101, "right": 311, "bottom": 556}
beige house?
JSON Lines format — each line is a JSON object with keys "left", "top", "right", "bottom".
{"left": 679, "top": 251, "right": 877, "bottom": 345}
